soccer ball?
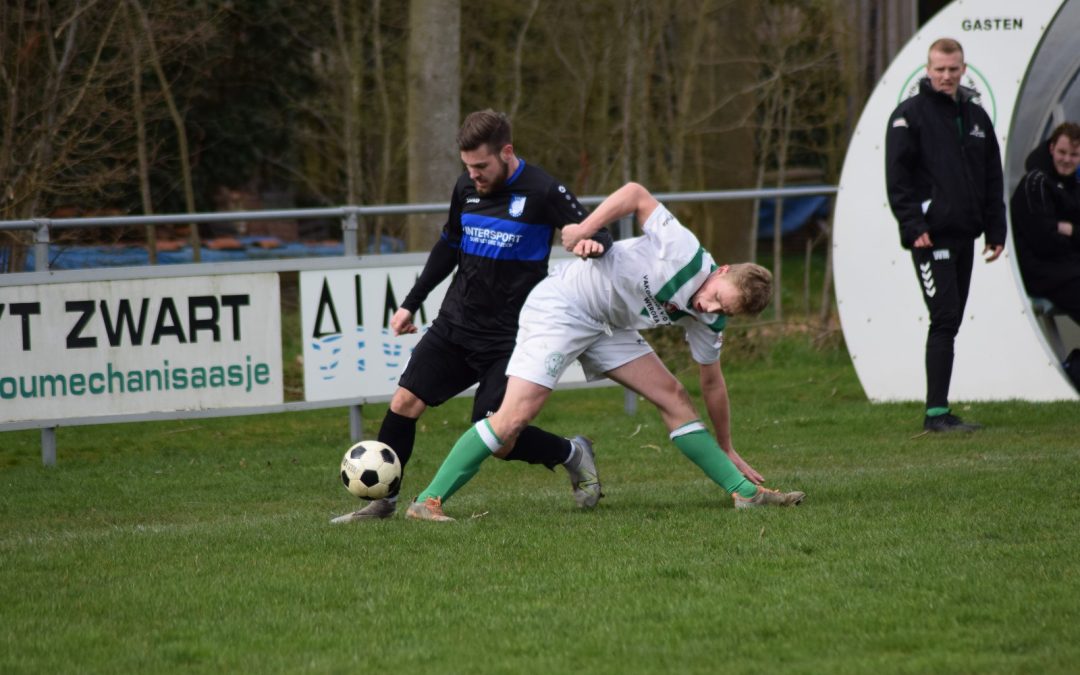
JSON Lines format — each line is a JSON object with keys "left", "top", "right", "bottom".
{"left": 340, "top": 440, "right": 402, "bottom": 500}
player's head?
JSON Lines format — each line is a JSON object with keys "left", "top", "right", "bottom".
{"left": 458, "top": 109, "right": 514, "bottom": 195}
{"left": 1047, "top": 121, "right": 1080, "bottom": 178}
{"left": 691, "top": 263, "right": 773, "bottom": 317}
{"left": 926, "top": 38, "right": 965, "bottom": 98}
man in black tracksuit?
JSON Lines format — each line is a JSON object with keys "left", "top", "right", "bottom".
{"left": 1010, "top": 121, "right": 1080, "bottom": 325}
{"left": 332, "top": 110, "right": 613, "bottom": 522}
{"left": 885, "top": 38, "right": 1007, "bottom": 433}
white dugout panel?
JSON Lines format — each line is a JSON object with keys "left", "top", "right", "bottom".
{"left": 833, "top": 0, "right": 1079, "bottom": 402}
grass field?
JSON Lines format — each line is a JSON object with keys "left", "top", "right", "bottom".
{"left": 2, "top": 333, "right": 1079, "bottom": 674}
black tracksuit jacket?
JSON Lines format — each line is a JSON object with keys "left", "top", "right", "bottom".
{"left": 885, "top": 78, "right": 1007, "bottom": 250}
{"left": 1010, "top": 141, "right": 1080, "bottom": 297}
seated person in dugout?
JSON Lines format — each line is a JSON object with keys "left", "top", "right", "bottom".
{"left": 404, "top": 181, "right": 806, "bottom": 522}
{"left": 1010, "top": 121, "right": 1080, "bottom": 325}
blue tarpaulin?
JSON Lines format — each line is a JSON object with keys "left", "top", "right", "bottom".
{"left": 756, "top": 195, "right": 831, "bottom": 238}
{"left": 23, "top": 235, "right": 404, "bottom": 270}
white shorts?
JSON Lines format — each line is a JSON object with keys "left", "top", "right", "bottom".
{"left": 506, "top": 277, "right": 654, "bottom": 389}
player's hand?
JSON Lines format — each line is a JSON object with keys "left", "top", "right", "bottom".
{"left": 982, "top": 243, "right": 1004, "bottom": 262}
{"left": 561, "top": 223, "right": 589, "bottom": 252}
{"left": 913, "top": 231, "right": 933, "bottom": 248}
{"left": 390, "top": 307, "right": 417, "bottom": 336}
{"left": 573, "top": 239, "right": 605, "bottom": 259}
{"left": 1058, "top": 221, "right": 1074, "bottom": 237}
{"left": 726, "top": 447, "right": 764, "bottom": 485}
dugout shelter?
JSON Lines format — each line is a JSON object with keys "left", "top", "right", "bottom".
{"left": 833, "top": 0, "right": 1080, "bottom": 402}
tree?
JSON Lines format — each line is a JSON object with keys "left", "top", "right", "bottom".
{"left": 1, "top": 0, "right": 134, "bottom": 222}
{"left": 405, "top": 0, "right": 460, "bottom": 251}
{"left": 750, "top": 0, "right": 849, "bottom": 322}
{"left": 128, "top": 0, "right": 200, "bottom": 258}
{"left": 2, "top": 0, "right": 863, "bottom": 292}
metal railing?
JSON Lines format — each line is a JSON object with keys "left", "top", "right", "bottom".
{"left": 1, "top": 185, "right": 836, "bottom": 273}
{"left": 1, "top": 185, "right": 838, "bottom": 464}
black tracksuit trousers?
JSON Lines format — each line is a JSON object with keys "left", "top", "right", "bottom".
{"left": 911, "top": 242, "right": 974, "bottom": 411}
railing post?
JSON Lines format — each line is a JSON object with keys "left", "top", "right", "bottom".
{"left": 33, "top": 220, "right": 51, "bottom": 271}
{"left": 343, "top": 209, "right": 362, "bottom": 440}
{"left": 342, "top": 209, "right": 359, "bottom": 257}
{"left": 41, "top": 427, "right": 56, "bottom": 466}
{"left": 33, "top": 222, "right": 59, "bottom": 461}
{"left": 349, "top": 405, "right": 363, "bottom": 443}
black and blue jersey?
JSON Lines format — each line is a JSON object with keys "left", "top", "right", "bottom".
{"left": 402, "top": 159, "right": 608, "bottom": 352}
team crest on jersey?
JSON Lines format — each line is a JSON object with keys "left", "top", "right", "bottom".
{"left": 509, "top": 194, "right": 526, "bottom": 217}
{"left": 544, "top": 352, "right": 565, "bottom": 378}
{"left": 663, "top": 302, "right": 680, "bottom": 315}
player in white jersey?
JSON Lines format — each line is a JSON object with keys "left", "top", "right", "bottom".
{"left": 407, "top": 182, "right": 806, "bottom": 521}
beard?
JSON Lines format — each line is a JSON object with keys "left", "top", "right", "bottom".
{"left": 475, "top": 159, "right": 510, "bottom": 196}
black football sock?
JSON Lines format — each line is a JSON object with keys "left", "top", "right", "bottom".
{"left": 377, "top": 409, "right": 417, "bottom": 468}
{"left": 501, "top": 425, "right": 571, "bottom": 470}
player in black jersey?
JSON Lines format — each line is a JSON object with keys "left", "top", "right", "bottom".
{"left": 331, "top": 109, "right": 613, "bottom": 523}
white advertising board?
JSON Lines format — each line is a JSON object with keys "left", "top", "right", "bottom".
{"left": 0, "top": 274, "right": 283, "bottom": 424}
{"left": 832, "top": 0, "right": 1077, "bottom": 401}
{"left": 300, "top": 262, "right": 590, "bottom": 402}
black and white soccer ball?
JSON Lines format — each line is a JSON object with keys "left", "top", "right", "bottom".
{"left": 340, "top": 440, "right": 402, "bottom": 500}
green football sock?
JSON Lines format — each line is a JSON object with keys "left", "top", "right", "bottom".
{"left": 416, "top": 421, "right": 501, "bottom": 503}
{"left": 671, "top": 423, "right": 757, "bottom": 498}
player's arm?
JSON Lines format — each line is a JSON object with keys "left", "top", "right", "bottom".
{"left": 561, "top": 182, "right": 659, "bottom": 252}
{"left": 394, "top": 191, "right": 462, "bottom": 335}
{"left": 884, "top": 110, "right": 930, "bottom": 248}
{"left": 576, "top": 227, "right": 614, "bottom": 259}
{"left": 981, "top": 121, "right": 1007, "bottom": 261}
{"left": 549, "top": 181, "right": 613, "bottom": 258}
{"left": 698, "top": 359, "right": 764, "bottom": 485}
{"left": 393, "top": 235, "right": 456, "bottom": 334}
{"left": 1019, "top": 173, "right": 1073, "bottom": 258}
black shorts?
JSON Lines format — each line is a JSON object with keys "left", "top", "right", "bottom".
{"left": 397, "top": 326, "right": 511, "bottom": 422}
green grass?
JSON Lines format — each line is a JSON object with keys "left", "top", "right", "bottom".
{"left": 2, "top": 336, "right": 1079, "bottom": 673}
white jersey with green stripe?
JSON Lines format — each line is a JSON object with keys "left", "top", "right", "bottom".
{"left": 554, "top": 203, "right": 727, "bottom": 364}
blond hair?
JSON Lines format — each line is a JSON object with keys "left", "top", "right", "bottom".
{"left": 928, "top": 37, "right": 964, "bottom": 60}
{"left": 727, "top": 263, "right": 773, "bottom": 316}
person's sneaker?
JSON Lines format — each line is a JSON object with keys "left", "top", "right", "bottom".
{"left": 405, "top": 497, "right": 454, "bottom": 522}
{"left": 923, "top": 413, "right": 982, "bottom": 433}
{"left": 329, "top": 498, "right": 396, "bottom": 524}
{"left": 565, "top": 435, "right": 602, "bottom": 509}
{"left": 733, "top": 486, "right": 806, "bottom": 509}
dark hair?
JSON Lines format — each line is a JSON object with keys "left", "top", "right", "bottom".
{"left": 928, "top": 37, "right": 964, "bottom": 59}
{"left": 457, "top": 109, "right": 512, "bottom": 155}
{"left": 1048, "top": 121, "right": 1080, "bottom": 147}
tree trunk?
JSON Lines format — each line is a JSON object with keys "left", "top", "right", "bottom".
{"left": 508, "top": 0, "right": 540, "bottom": 120}
{"left": 371, "top": 0, "right": 393, "bottom": 251}
{"left": 129, "top": 0, "right": 199, "bottom": 260}
{"left": 702, "top": 1, "right": 756, "bottom": 263}
{"left": 333, "top": 0, "right": 364, "bottom": 209}
{"left": 125, "top": 3, "right": 156, "bottom": 263}
{"left": 406, "top": 0, "right": 460, "bottom": 251}
{"left": 771, "top": 86, "right": 793, "bottom": 322}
